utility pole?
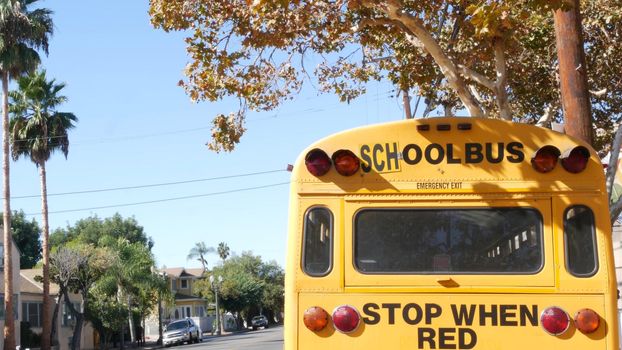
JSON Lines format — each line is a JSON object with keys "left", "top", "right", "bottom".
{"left": 554, "top": 0, "right": 592, "bottom": 145}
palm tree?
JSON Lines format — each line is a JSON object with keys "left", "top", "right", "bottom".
{"left": 97, "top": 236, "right": 155, "bottom": 349}
{"left": 217, "top": 242, "right": 230, "bottom": 261}
{"left": 187, "top": 241, "right": 215, "bottom": 272}
{"left": 10, "top": 70, "right": 75, "bottom": 350}
{"left": 0, "top": 1, "right": 53, "bottom": 348}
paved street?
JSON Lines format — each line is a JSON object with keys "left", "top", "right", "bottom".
{"left": 173, "top": 326, "right": 283, "bottom": 350}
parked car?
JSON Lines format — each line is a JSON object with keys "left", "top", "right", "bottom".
{"left": 251, "top": 315, "right": 269, "bottom": 330}
{"left": 163, "top": 318, "right": 201, "bottom": 346}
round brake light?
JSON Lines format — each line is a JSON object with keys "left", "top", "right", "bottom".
{"left": 332, "top": 305, "right": 360, "bottom": 333}
{"left": 574, "top": 308, "right": 600, "bottom": 334}
{"left": 540, "top": 306, "right": 570, "bottom": 335}
{"left": 305, "top": 149, "right": 331, "bottom": 177}
{"left": 531, "top": 146, "right": 561, "bottom": 173}
{"left": 561, "top": 146, "right": 590, "bottom": 173}
{"left": 303, "top": 306, "right": 329, "bottom": 332}
{"left": 332, "top": 149, "right": 360, "bottom": 176}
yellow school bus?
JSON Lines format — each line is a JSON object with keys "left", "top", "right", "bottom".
{"left": 284, "top": 117, "right": 618, "bottom": 349}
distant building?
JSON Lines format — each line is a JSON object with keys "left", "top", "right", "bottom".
{"left": 20, "top": 269, "right": 95, "bottom": 350}
{"left": 163, "top": 267, "right": 208, "bottom": 320}
{"left": 145, "top": 267, "right": 212, "bottom": 340}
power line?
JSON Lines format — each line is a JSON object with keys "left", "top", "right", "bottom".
{"left": 25, "top": 181, "right": 291, "bottom": 216}
{"left": 8, "top": 169, "right": 288, "bottom": 200}
{"left": 12, "top": 90, "right": 396, "bottom": 145}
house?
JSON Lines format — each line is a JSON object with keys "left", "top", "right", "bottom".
{"left": 145, "top": 267, "right": 212, "bottom": 340}
{"left": 0, "top": 229, "right": 21, "bottom": 350}
{"left": 20, "top": 269, "right": 95, "bottom": 350}
{"left": 163, "top": 267, "right": 208, "bottom": 320}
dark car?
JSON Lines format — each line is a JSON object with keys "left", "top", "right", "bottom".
{"left": 251, "top": 315, "right": 269, "bottom": 330}
{"left": 163, "top": 318, "right": 201, "bottom": 346}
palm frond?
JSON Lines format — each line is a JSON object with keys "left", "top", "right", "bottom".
{"left": 9, "top": 69, "right": 77, "bottom": 164}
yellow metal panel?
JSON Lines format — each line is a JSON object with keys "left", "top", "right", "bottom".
{"left": 289, "top": 118, "right": 606, "bottom": 196}
{"left": 298, "top": 293, "right": 614, "bottom": 350}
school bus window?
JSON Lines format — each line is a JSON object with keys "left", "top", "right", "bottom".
{"left": 302, "top": 207, "right": 333, "bottom": 276}
{"left": 354, "top": 208, "right": 543, "bottom": 274}
{"left": 564, "top": 205, "right": 597, "bottom": 277}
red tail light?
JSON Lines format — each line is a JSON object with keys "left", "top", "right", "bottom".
{"left": 574, "top": 308, "right": 600, "bottom": 334}
{"left": 332, "top": 149, "right": 360, "bottom": 176}
{"left": 561, "top": 146, "right": 590, "bottom": 173}
{"left": 303, "top": 306, "right": 329, "bottom": 332}
{"left": 531, "top": 146, "right": 560, "bottom": 173}
{"left": 332, "top": 305, "right": 360, "bottom": 333}
{"left": 540, "top": 306, "right": 570, "bottom": 335}
{"left": 305, "top": 149, "right": 331, "bottom": 177}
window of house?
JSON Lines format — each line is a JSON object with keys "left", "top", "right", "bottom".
{"left": 180, "top": 279, "right": 188, "bottom": 289}
{"left": 0, "top": 294, "right": 19, "bottom": 320}
{"left": 171, "top": 278, "right": 177, "bottom": 290}
{"left": 195, "top": 306, "right": 205, "bottom": 317}
{"left": 22, "top": 302, "right": 43, "bottom": 327}
{"left": 0, "top": 244, "right": 4, "bottom": 269}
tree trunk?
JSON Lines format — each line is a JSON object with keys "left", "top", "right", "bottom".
{"left": 117, "top": 286, "right": 125, "bottom": 350}
{"left": 128, "top": 294, "right": 136, "bottom": 345}
{"left": 2, "top": 70, "right": 16, "bottom": 350}
{"left": 71, "top": 313, "right": 84, "bottom": 350}
{"left": 120, "top": 323, "right": 125, "bottom": 350}
{"left": 554, "top": 0, "right": 592, "bottom": 144}
{"left": 50, "top": 293, "right": 62, "bottom": 346}
{"left": 68, "top": 298, "right": 84, "bottom": 350}
{"left": 40, "top": 161, "right": 52, "bottom": 350}
{"left": 141, "top": 313, "right": 146, "bottom": 346}
{"left": 63, "top": 290, "right": 84, "bottom": 350}
{"left": 97, "top": 327, "right": 105, "bottom": 350}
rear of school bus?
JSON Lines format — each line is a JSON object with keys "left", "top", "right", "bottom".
{"left": 284, "top": 117, "right": 619, "bottom": 350}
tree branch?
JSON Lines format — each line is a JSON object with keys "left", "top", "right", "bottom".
{"left": 606, "top": 124, "right": 622, "bottom": 205}
{"left": 357, "top": 18, "right": 425, "bottom": 48}
{"left": 457, "top": 65, "right": 495, "bottom": 90}
{"left": 468, "top": 85, "right": 488, "bottom": 114}
{"left": 590, "top": 88, "right": 607, "bottom": 97}
{"left": 536, "top": 104, "right": 557, "bottom": 127}
{"left": 493, "top": 37, "right": 511, "bottom": 120}
{"left": 374, "top": 1, "right": 485, "bottom": 116}
{"left": 611, "top": 197, "right": 622, "bottom": 226}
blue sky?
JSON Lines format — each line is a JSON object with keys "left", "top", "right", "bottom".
{"left": 10, "top": 1, "right": 407, "bottom": 270}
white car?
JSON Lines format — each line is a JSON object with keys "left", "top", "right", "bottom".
{"left": 251, "top": 315, "right": 269, "bottom": 330}
{"left": 163, "top": 318, "right": 201, "bottom": 346}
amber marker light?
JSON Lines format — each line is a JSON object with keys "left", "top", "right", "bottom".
{"left": 303, "top": 306, "right": 330, "bottom": 332}
{"left": 574, "top": 308, "right": 600, "bottom": 334}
